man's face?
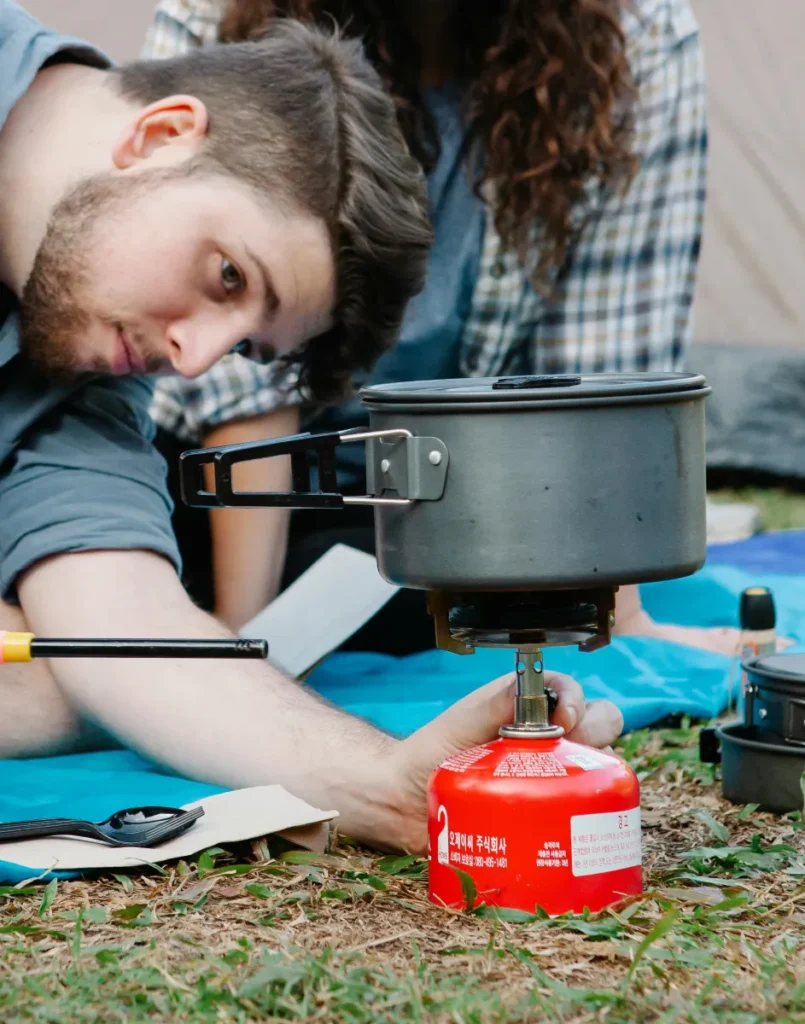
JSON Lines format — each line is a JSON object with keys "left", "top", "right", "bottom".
{"left": 19, "top": 167, "right": 336, "bottom": 380}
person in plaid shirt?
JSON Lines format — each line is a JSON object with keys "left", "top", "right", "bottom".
{"left": 145, "top": 0, "right": 738, "bottom": 656}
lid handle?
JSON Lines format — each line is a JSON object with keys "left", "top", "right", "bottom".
{"left": 492, "top": 374, "right": 582, "bottom": 390}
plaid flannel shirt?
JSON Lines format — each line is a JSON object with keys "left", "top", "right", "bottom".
{"left": 144, "top": 0, "right": 707, "bottom": 442}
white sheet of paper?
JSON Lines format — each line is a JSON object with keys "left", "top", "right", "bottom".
{"left": 239, "top": 543, "right": 399, "bottom": 677}
{"left": 0, "top": 786, "right": 338, "bottom": 874}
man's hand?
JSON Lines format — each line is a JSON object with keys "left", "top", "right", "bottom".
{"left": 385, "top": 672, "right": 624, "bottom": 854}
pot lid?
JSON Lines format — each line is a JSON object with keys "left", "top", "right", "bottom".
{"left": 360, "top": 372, "right": 709, "bottom": 406}
{"left": 748, "top": 652, "right": 805, "bottom": 682}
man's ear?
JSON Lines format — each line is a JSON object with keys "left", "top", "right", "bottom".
{"left": 112, "top": 95, "right": 209, "bottom": 168}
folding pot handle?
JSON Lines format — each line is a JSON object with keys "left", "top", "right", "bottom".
{"left": 179, "top": 427, "right": 449, "bottom": 510}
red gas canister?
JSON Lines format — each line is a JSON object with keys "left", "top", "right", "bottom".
{"left": 427, "top": 735, "right": 641, "bottom": 916}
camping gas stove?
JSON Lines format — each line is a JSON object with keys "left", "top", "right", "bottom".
{"left": 425, "top": 587, "right": 641, "bottom": 915}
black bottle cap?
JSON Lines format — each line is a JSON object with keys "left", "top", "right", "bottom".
{"left": 740, "top": 587, "right": 776, "bottom": 631}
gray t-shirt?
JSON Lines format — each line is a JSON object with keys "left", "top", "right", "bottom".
{"left": 0, "top": 0, "right": 179, "bottom": 601}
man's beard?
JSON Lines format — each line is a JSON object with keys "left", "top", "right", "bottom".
{"left": 18, "top": 168, "right": 182, "bottom": 381}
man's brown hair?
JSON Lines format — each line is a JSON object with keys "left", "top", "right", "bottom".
{"left": 114, "top": 20, "right": 432, "bottom": 399}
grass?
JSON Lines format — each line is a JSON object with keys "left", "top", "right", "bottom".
{"left": 710, "top": 487, "right": 805, "bottom": 532}
{"left": 1, "top": 722, "right": 804, "bottom": 1022}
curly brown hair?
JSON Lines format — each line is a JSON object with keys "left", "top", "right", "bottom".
{"left": 220, "top": 0, "right": 636, "bottom": 284}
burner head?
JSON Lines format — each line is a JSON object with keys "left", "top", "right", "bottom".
{"left": 427, "top": 588, "right": 616, "bottom": 654}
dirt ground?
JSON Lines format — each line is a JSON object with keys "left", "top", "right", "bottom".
{"left": 0, "top": 722, "right": 804, "bottom": 1022}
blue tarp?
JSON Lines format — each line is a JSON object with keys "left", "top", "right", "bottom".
{"left": 1, "top": 531, "right": 803, "bottom": 882}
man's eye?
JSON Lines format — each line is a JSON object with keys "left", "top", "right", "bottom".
{"left": 221, "top": 257, "right": 245, "bottom": 294}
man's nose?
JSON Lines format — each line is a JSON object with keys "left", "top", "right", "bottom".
{"left": 165, "top": 318, "right": 249, "bottom": 378}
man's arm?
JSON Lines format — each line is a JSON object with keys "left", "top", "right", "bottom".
{"left": 16, "top": 547, "right": 622, "bottom": 852}
{"left": 203, "top": 406, "right": 299, "bottom": 630}
{"left": 1, "top": 369, "right": 419, "bottom": 845}
{"left": 0, "top": 595, "right": 97, "bottom": 758}
{"left": 16, "top": 547, "right": 410, "bottom": 847}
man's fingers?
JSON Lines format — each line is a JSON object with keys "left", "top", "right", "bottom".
{"left": 565, "top": 699, "right": 624, "bottom": 749}
{"left": 404, "top": 669, "right": 624, "bottom": 778}
{"left": 407, "top": 673, "right": 515, "bottom": 767}
{"left": 441, "top": 669, "right": 589, "bottom": 739}
{"left": 548, "top": 674, "right": 623, "bottom": 748}
{"left": 546, "top": 672, "right": 585, "bottom": 735}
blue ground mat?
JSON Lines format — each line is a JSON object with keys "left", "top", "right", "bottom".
{"left": 1, "top": 532, "right": 803, "bottom": 882}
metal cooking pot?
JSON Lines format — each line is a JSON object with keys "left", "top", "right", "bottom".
{"left": 700, "top": 653, "right": 805, "bottom": 812}
{"left": 179, "top": 372, "right": 710, "bottom": 591}
{"left": 741, "top": 653, "right": 805, "bottom": 746}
